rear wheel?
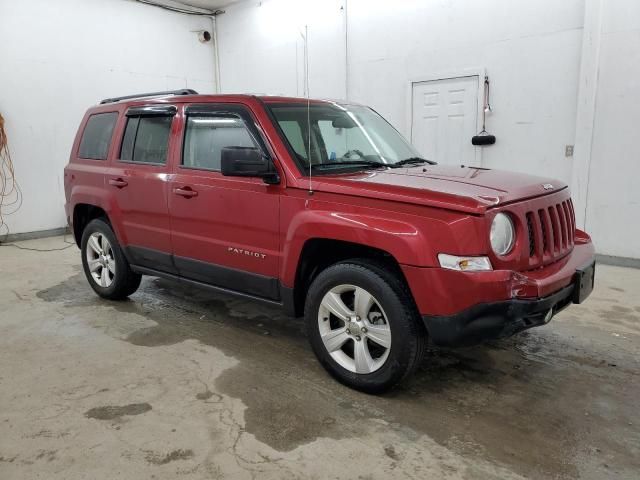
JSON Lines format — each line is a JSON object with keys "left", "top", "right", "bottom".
{"left": 305, "top": 260, "right": 426, "bottom": 393}
{"left": 81, "top": 218, "right": 141, "bottom": 300}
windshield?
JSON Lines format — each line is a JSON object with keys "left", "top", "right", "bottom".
{"left": 269, "top": 103, "right": 427, "bottom": 173}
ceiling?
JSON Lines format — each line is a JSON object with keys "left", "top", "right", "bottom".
{"left": 175, "top": 0, "right": 243, "bottom": 10}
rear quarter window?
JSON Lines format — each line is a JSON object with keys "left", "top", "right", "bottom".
{"left": 78, "top": 112, "right": 118, "bottom": 160}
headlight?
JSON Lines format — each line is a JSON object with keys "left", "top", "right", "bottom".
{"left": 490, "top": 213, "right": 515, "bottom": 256}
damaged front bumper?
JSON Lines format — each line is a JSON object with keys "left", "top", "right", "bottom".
{"left": 421, "top": 277, "right": 589, "bottom": 346}
{"left": 402, "top": 239, "right": 596, "bottom": 347}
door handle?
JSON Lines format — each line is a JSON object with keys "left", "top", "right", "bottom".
{"left": 173, "top": 187, "right": 198, "bottom": 198}
{"left": 109, "top": 178, "right": 128, "bottom": 188}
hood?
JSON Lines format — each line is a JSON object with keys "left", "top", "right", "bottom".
{"left": 307, "top": 165, "right": 567, "bottom": 214}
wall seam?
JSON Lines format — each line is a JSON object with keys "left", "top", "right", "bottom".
{"left": 581, "top": 0, "right": 604, "bottom": 232}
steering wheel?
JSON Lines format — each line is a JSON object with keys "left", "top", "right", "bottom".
{"left": 342, "top": 149, "right": 366, "bottom": 160}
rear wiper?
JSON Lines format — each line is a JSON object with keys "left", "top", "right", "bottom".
{"left": 310, "top": 160, "right": 389, "bottom": 170}
{"left": 391, "top": 157, "right": 436, "bottom": 167}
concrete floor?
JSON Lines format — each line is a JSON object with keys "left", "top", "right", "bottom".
{"left": 0, "top": 236, "right": 638, "bottom": 480}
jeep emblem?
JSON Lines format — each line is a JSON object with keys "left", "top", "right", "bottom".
{"left": 542, "top": 183, "right": 554, "bottom": 190}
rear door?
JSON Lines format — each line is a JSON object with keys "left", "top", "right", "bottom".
{"left": 168, "top": 103, "right": 281, "bottom": 300}
{"left": 105, "top": 105, "right": 177, "bottom": 273}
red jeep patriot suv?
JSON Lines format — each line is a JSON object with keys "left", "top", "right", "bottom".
{"left": 64, "top": 89, "right": 595, "bottom": 392}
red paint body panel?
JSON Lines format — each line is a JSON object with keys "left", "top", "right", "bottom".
{"left": 65, "top": 94, "right": 595, "bottom": 319}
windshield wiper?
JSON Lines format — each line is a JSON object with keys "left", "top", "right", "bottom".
{"left": 391, "top": 157, "right": 436, "bottom": 167}
{"left": 310, "top": 160, "right": 389, "bottom": 170}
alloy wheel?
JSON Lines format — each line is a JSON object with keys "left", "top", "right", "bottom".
{"left": 86, "top": 232, "right": 116, "bottom": 288}
{"left": 317, "top": 284, "right": 392, "bottom": 374}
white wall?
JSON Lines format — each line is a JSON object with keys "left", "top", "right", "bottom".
{"left": 216, "top": 0, "right": 640, "bottom": 260}
{"left": 216, "top": 0, "right": 346, "bottom": 98}
{"left": 0, "top": 0, "right": 216, "bottom": 235}
{"left": 218, "top": 0, "right": 584, "bottom": 184}
{"left": 348, "top": 0, "right": 584, "bottom": 182}
{"left": 579, "top": 0, "right": 640, "bottom": 259}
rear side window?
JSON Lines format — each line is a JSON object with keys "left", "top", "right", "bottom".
{"left": 120, "top": 116, "right": 173, "bottom": 165}
{"left": 182, "top": 115, "right": 258, "bottom": 171}
{"left": 78, "top": 112, "right": 118, "bottom": 160}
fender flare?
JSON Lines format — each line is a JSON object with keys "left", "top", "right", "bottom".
{"left": 69, "top": 185, "right": 127, "bottom": 245}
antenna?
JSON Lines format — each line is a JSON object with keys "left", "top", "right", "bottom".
{"left": 303, "top": 25, "right": 313, "bottom": 195}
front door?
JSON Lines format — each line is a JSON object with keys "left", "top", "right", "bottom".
{"left": 168, "top": 103, "right": 281, "bottom": 300}
{"left": 106, "top": 105, "right": 177, "bottom": 273}
{"left": 411, "top": 76, "right": 479, "bottom": 166}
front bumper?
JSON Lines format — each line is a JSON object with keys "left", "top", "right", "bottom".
{"left": 401, "top": 238, "right": 596, "bottom": 347}
{"left": 422, "top": 282, "right": 578, "bottom": 346}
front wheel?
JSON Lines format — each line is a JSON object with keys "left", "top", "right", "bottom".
{"left": 81, "top": 218, "right": 141, "bottom": 300}
{"left": 304, "top": 260, "right": 426, "bottom": 393}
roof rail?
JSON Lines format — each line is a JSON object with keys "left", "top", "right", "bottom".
{"left": 99, "top": 89, "right": 198, "bottom": 105}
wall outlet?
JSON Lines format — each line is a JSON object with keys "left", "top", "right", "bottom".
{"left": 565, "top": 145, "right": 574, "bottom": 157}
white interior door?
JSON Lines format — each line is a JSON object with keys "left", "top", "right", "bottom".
{"left": 411, "top": 76, "right": 479, "bottom": 166}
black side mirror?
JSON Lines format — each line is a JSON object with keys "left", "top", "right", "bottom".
{"left": 221, "top": 147, "right": 280, "bottom": 184}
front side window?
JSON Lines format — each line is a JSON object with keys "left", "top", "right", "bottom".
{"left": 269, "top": 103, "right": 426, "bottom": 174}
{"left": 78, "top": 112, "right": 118, "bottom": 160}
{"left": 120, "top": 115, "right": 172, "bottom": 164}
{"left": 182, "top": 115, "right": 259, "bottom": 171}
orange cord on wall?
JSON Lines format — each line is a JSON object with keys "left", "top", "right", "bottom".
{"left": 0, "top": 114, "right": 74, "bottom": 250}
{"left": 0, "top": 113, "right": 24, "bottom": 240}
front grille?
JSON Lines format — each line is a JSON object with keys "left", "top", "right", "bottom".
{"left": 526, "top": 199, "right": 575, "bottom": 264}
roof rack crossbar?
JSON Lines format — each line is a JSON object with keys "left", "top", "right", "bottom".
{"left": 99, "top": 89, "right": 198, "bottom": 104}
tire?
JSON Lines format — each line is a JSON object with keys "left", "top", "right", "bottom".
{"left": 80, "top": 218, "right": 141, "bottom": 300}
{"left": 304, "top": 260, "right": 426, "bottom": 393}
